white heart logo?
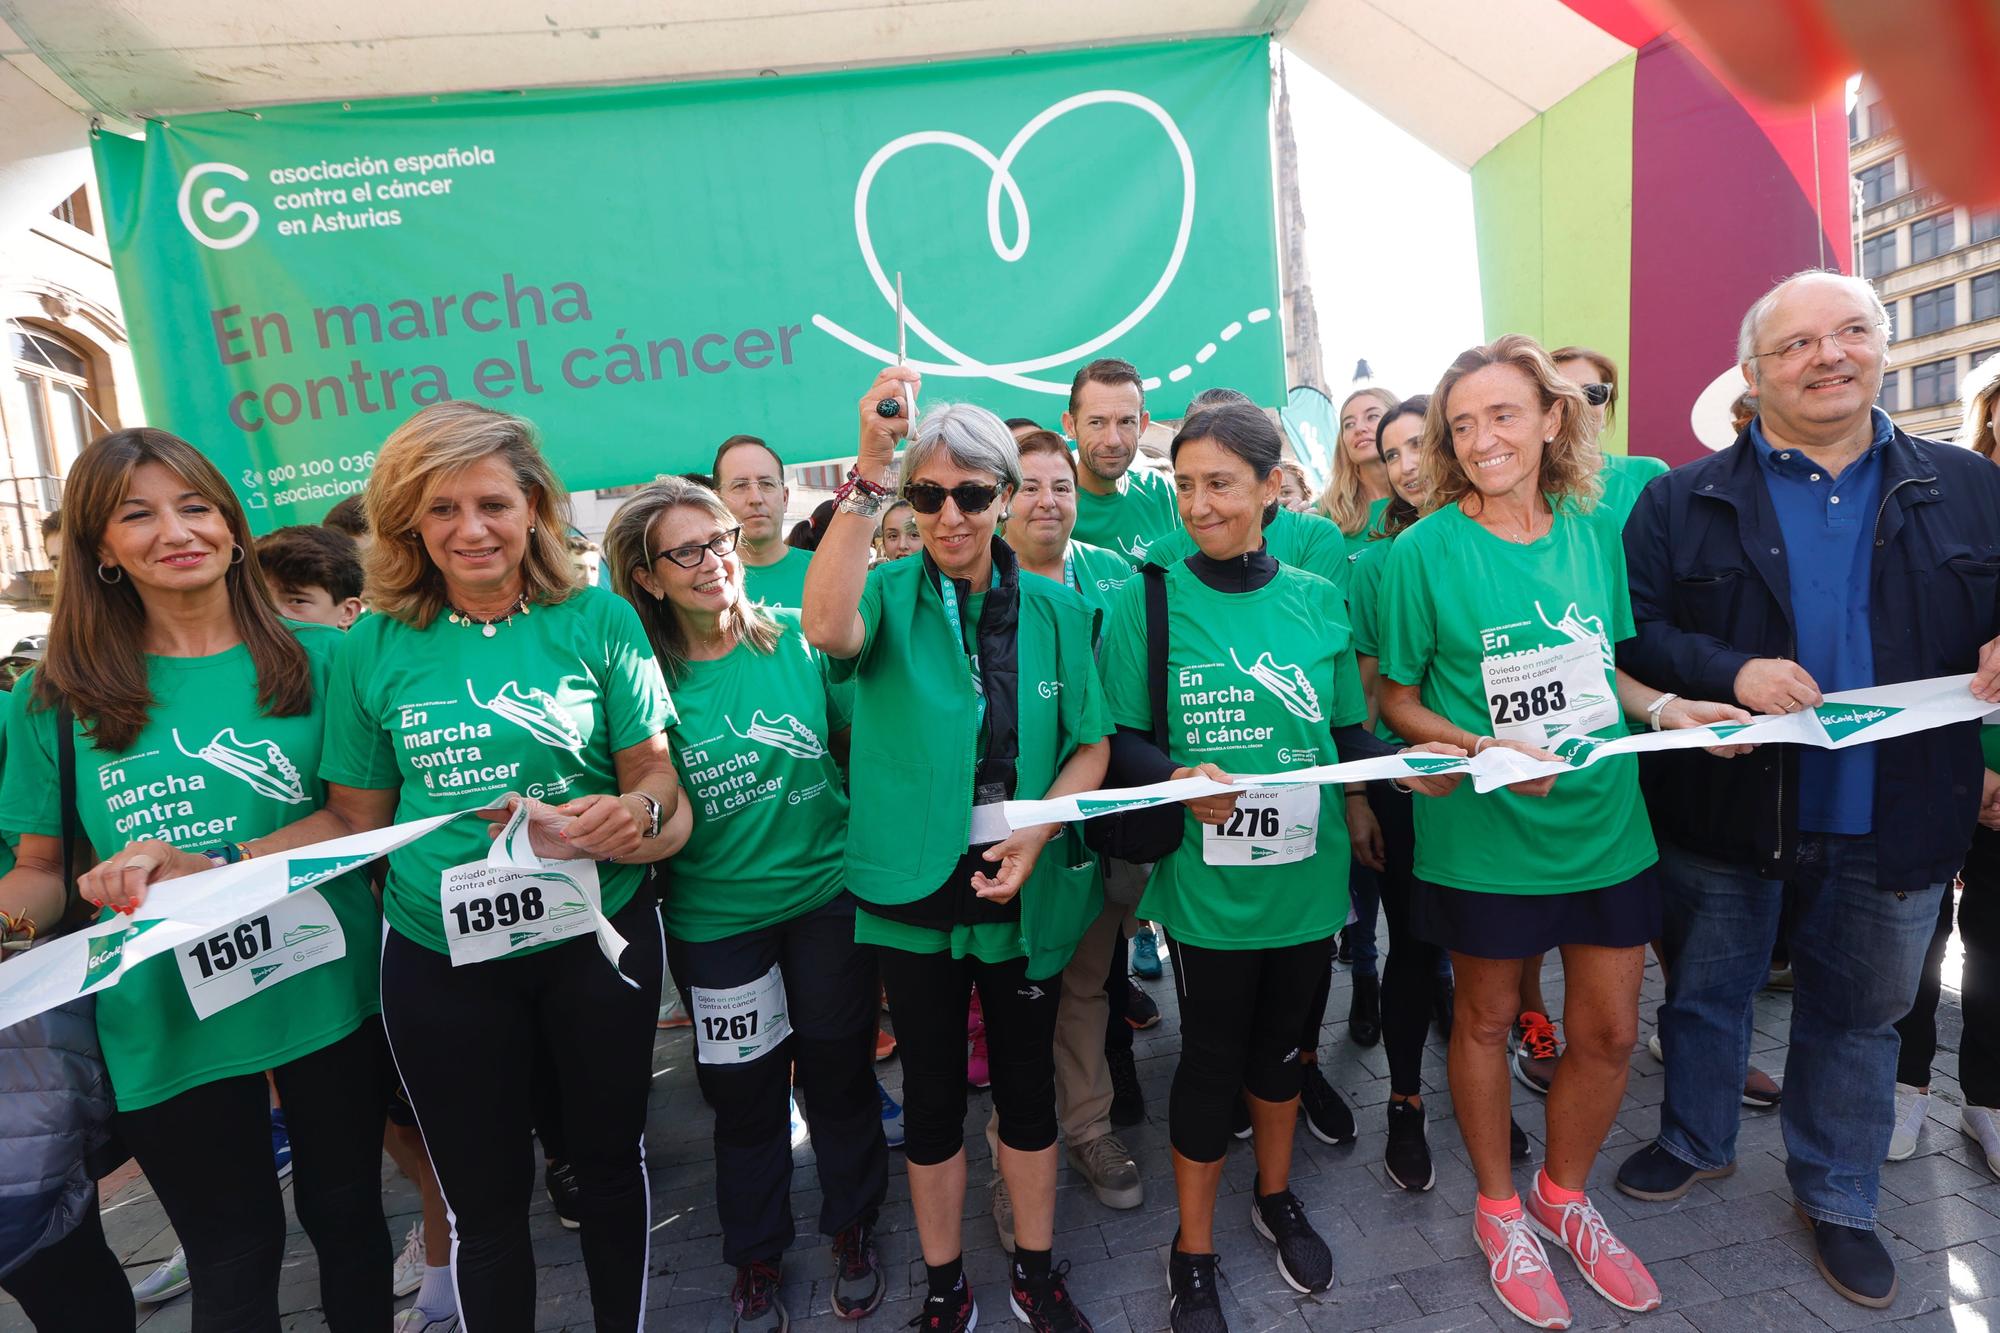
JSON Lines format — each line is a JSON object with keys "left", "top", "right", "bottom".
{"left": 812, "top": 90, "right": 1195, "bottom": 395}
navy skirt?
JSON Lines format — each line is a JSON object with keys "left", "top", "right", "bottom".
{"left": 1410, "top": 867, "right": 1661, "bottom": 959}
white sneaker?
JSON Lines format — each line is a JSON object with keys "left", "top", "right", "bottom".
{"left": 132, "top": 1246, "right": 190, "bottom": 1303}
{"left": 392, "top": 1310, "right": 461, "bottom": 1332}
{"left": 1646, "top": 1034, "right": 1663, "bottom": 1064}
{"left": 392, "top": 1222, "right": 426, "bottom": 1297}
{"left": 1963, "top": 1104, "right": 2000, "bottom": 1178}
{"left": 1887, "top": 1084, "right": 1929, "bottom": 1162}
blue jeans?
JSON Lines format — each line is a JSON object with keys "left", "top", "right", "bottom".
{"left": 1347, "top": 857, "right": 1380, "bottom": 975}
{"left": 1655, "top": 835, "right": 1946, "bottom": 1228}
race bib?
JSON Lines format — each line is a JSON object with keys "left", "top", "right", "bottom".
{"left": 1202, "top": 785, "right": 1319, "bottom": 866}
{"left": 691, "top": 963, "right": 792, "bottom": 1065}
{"left": 1480, "top": 638, "right": 1618, "bottom": 745}
{"left": 440, "top": 857, "right": 602, "bottom": 966}
{"left": 175, "top": 889, "right": 346, "bottom": 1020}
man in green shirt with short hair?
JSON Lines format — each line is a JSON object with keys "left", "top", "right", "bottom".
{"left": 715, "top": 433, "right": 813, "bottom": 607}
{"left": 1065, "top": 359, "right": 1182, "bottom": 566}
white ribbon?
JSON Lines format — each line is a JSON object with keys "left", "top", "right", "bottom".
{"left": 1005, "top": 674, "right": 1999, "bottom": 828}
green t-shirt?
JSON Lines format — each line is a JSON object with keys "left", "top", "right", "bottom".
{"left": 1341, "top": 496, "right": 1393, "bottom": 558}
{"left": 1378, "top": 503, "right": 1656, "bottom": 895}
{"left": 321, "top": 584, "right": 675, "bottom": 954}
{"left": 1597, "top": 453, "right": 1670, "bottom": 530}
{"left": 831, "top": 556, "right": 1111, "bottom": 976}
{"left": 662, "top": 611, "right": 852, "bottom": 942}
{"left": 1061, "top": 540, "right": 1135, "bottom": 618}
{"left": 0, "top": 628, "right": 380, "bottom": 1110}
{"left": 1072, "top": 467, "right": 1182, "bottom": 567}
{"left": 1099, "top": 562, "right": 1367, "bottom": 950}
{"left": 1149, "top": 505, "right": 1353, "bottom": 591}
{"left": 741, "top": 545, "right": 814, "bottom": 609}
{"left": 1982, "top": 720, "right": 2000, "bottom": 774}
{"left": 1345, "top": 535, "right": 1402, "bottom": 744}
{"left": 0, "top": 688, "right": 17, "bottom": 880}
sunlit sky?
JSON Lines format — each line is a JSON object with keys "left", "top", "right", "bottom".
{"left": 1284, "top": 51, "right": 1486, "bottom": 401}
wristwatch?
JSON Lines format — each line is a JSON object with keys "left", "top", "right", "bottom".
{"left": 627, "top": 792, "right": 663, "bottom": 838}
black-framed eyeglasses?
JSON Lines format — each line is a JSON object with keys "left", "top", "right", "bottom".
{"left": 651, "top": 526, "right": 741, "bottom": 569}
{"left": 904, "top": 481, "right": 1001, "bottom": 515}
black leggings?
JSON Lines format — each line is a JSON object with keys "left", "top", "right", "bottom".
{"left": 1368, "top": 781, "right": 1447, "bottom": 1096}
{"left": 1167, "top": 931, "right": 1334, "bottom": 1162}
{"left": 666, "top": 894, "right": 887, "bottom": 1266}
{"left": 0, "top": 1197, "right": 135, "bottom": 1331}
{"left": 117, "top": 1019, "right": 390, "bottom": 1333}
{"left": 1897, "top": 886, "right": 1958, "bottom": 1087}
{"left": 1899, "top": 827, "right": 2000, "bottom": 1103}
{"left": 876, "top": 945, "right": 1060, "bottom": 1166}
{"left": 381, "top": 894, "right": 663, "bottom": 1333}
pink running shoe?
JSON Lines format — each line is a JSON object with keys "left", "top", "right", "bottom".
{"left": 1524, "top": 1175, "right": 1662, "bottom": 1313}
{"left": 1474, "top": 1201, "right": 1572, "bottom": 1330}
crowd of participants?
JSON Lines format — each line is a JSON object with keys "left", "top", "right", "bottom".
{"left": 1, "top": 268, "right": 1998, "bottom": 1333}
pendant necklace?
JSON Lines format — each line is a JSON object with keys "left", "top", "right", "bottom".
{"left": 446, "top": 595, "right": 530, "bottom": 638}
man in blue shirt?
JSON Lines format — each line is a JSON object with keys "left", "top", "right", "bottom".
{"left": 1614, "top": 271, "right": 2000, "bottom": 1310}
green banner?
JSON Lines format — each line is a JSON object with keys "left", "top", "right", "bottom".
{"left": 92, "top": 38, "right": 1280, "bottom": 528}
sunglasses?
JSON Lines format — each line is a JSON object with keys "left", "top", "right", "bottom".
{"left": 904, "top": 481, "right": 1001, "bottom": 516}
{"left": 1581, "top": 383, "right": 1612, "bottom": 407}
{"left": 650, "top": 526, "right": 741, "bottom": 569}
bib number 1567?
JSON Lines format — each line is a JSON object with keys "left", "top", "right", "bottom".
{"left": 185, "top": 916, "right": 273, "bottom": 978}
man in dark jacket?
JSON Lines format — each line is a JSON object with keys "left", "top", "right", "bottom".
{"left": 1614, "top": 270, "right": 2000, "bottom": 1309}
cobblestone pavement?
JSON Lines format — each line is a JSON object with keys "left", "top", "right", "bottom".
{"left": 7, "top": 940, "right": 1994, "bottom": 1331}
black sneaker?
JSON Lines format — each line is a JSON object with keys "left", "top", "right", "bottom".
{"left": 1299, "top": 1064, "right": 1356, "bottom": 1145}
{"left": 830, "top": 1219, "right": 883, "bottom": 1319}
{"left": 544, "top": 1159, "right": 582, "bottom": 1230}
{"left": 907, "top": 1281, "right": 976, "bottom": 1333}
{"left": 1797, "top": 1208, "right": 1898, "bottom": 1308}
{"left": 1230, "top": 1094, "right": 1252, "bottom": 1141}
{"left": 1510, "top": 1117, "right": 1531, "bottom": 1163}
{"left": 1010, "top": 1259, "right": 1093, "bottom": 1333}
{"left": 1347, "top": 972, "right": 1381, "bottom": 1047}
{"left": 1614, "top": 1141, "right": 1735, "bottom": 1202}
{"left": 1108, "top": 1046, "right": 1145, "bottom": 1127}
{"left": 1384, "top": 1100, "right": 1434, "bottom": 1192}
{"left": 1168, "top": 1247, "right": 1228, "bottom": 1333}
{"left": 1126, "top": 979, "right": 1161, "bottom": 1030}
{"left": 1251, "top": 1188, "right": 1333, "bottom": 1293}
{"left": 1336, "top": 930, "right": 1353, "bottom": 965}
{"left": 731, "top": 1260, "right": 788, "bottom": 1333}
{"left": 1431, "top": 971, "right": 1455, "bottom": 1039}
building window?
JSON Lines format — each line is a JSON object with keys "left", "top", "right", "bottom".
{"left": 1878, "top": 370, "right": 1900, "bottom": 412}
{"left": 2, "top": 328, "right": 94, "bottom": 519}
{"left": 1911, "top": 285, "right": 1957, "bottom": 336}
{"left": 1862, "top": 231, "right": 1898, "bottom": 277}
{"left": 1975, "top": 273, "right": 2000, "bottom": 324}
{"left": 48, "top": 188, "right": 92, "bottom": 234}
{"left": 1911, "top": 357, "right": 1958, "bottom": 409}
{"left": 1910, "top": 212, "right": 1955, "bottom": 262}
{"left": 1859, "top": 160, "right": 1898, "bottom": 208}
{"left": 1973, "top": 211, "right": 2000, "bottom": 245}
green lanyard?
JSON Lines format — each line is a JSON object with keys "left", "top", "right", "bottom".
{"left": 936, "top": 576, "right": 987, "bottom": 735}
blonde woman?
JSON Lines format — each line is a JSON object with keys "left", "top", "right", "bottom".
{"left": 1315, "top": 386, "right": 1400, "bottom": 554}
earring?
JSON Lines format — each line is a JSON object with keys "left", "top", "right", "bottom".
{"left": 529, "top": 525, "right": 537, "bottom": 536}
{"left": 96, "top": 563, "right": 123, "bottom": 584}
{"left": 229, "top": 543, "right": 245, "bottom": 565}
{"left": 1544, "top": 437, "right": 1554, "bottom": 444}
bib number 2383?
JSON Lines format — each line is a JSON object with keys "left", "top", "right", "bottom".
{"left": 175, "top": 889, "right": 347, "bottom": 1020}
{"left": 1481, "top": 638, "right": 1617, "bottom": 745}
{"left": 691, "top": 963, "right": 792, "bottom": 1065}
{"left": 441, "top": 859, "right": 601, "bottom": 967}
{"left": 1202, "top": 785, "right": 1319, "bottom": 867}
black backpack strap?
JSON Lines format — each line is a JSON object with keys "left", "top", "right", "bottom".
{"left": 1142, "top": 563, "right": 1170, "bottom": 750}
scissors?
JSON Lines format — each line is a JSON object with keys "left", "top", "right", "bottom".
{"left": 876, "top": 271, "right": 907, "bottom": 418}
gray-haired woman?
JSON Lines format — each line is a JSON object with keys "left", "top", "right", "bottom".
{"left": 804, "top": 367, "right": 1111, "bottom": 1333}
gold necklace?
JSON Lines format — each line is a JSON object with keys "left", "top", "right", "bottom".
{"left": 446, "top": 595, "right": 530, "bottom": 638}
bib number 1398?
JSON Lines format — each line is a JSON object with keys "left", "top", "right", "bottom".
{"left": 448, "top": 885, "right": 547, "bottom": 936}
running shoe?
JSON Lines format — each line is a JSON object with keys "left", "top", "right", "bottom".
{"left": 1299, "top": 1064, "right": 1355, "bottom": 1145}
{"left": 1765, "top": 965, "right": 1795, "bottom": 992}
{"left": 1646, "top": 1033, "right": 1663, "bottom": 1063}
{"left": 878, "top": 1080, "right": 906, "bottom": 1150}
{"left": 545, "top": 1159, "right": 582, "bottom": 1230}
{"left": 1473, "top": 1202, "right": 1570, "bottom": 1330}
{"left": 1888, "top": 1084, "right": 1929, "bottom": 1162}
{"left": 1384, "top": 1099, "right": 1434, "bottom": 1192}
{"left": 1251, "top": 1188, "right": 1333, "bottom": 1293}
{"left": 1126, "top": 980, "right": 1161, "bottom": 1030}
{"left": 1131, "top": 927, "right": 1163, "bottom": 980}
{"left": 1512, "top": 1012, "right": 1561, "bottom": 1096}
{"left": 1108, "top": 1046, "right": 1145, "bottom": 1128}
{"left": 1068, "top": 1133, "right": 1143, "bottom": 1209}
{"left": 392, "top": 1222, "right": 425, "bottom": 1297}
{"left": 1336, "top": 930, "right": 1353, "bottom": 965}
{"left": 1167, "top": 1247, "right": 1227, "bottom": 1333}
{"left": 1010, "top": 1259, "right": 1093, "bottom": 1333}
{"left": 1965, "top": 1104, "right": 2000, "bottom": 1178}
{"left": 658, "top": 995, "right": 692, "bottom": 1030}
{"left": 731, "top": 1259, "right": 788, "bottom": 1333}
{"left": 875, "top": 1026, "right": 899, "bottom": 1061}
{"left": 1742, "top": 1066, "right": 1783, "bottom": 1110}
{"left": 1524, "top": 1175, "right": 1660, "bottom": 1313}
{"left": 831, "top": 1220, "right": 884, "bottom": 1318}
{"left": 909, "top": 1279, "right": 977, "bottom": 1332}
{"left": 271, "top": 1107, "right": 293, "bottom": 1180}
{"left": 392, "top": 1311, "right": 461, "bottom": 1333}
{"left": 132, "top": 1246, "right": 190, "bottom": 1303}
